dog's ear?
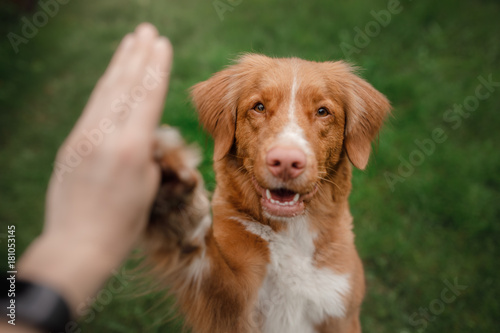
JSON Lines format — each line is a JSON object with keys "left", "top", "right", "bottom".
{"left": 191, "top": 54, "right": 270, "bottom": 161}
{"left": 326, "top": 61, "right": 391, "bottom": 170}
{"left": 190, "top": 68, "right": 239, "bottom": 161}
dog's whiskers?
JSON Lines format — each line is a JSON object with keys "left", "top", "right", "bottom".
{"left": 322, "top": 166, "right": 341, "bottom": 176}
{"left": 226, "top": 153, "right": 255, "bottom": 162}
{"left": 235, "top": 165, "right": 247, "bottom": 174}
{"left": 317, "top": 175, "right": 341, "bottom": 191}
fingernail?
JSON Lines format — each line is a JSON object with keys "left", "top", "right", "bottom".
{"left": 121, "top": 34, "right": 134, "bottom": 49}
{"left": 136, "top": 22, "right": 157, "bottom": 37}
{"left": 155, "top": 37, "right": 172, "bottom": 51}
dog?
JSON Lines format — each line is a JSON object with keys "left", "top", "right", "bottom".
{"left": 145, "top": 54, "right": 391, "bottom": 333}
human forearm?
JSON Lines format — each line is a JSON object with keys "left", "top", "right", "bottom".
{"left": 17, "top": 233, "right": 124, "bottom": 317}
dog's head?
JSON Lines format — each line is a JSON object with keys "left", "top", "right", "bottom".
{"left": 191, "top": 54, "right": 390, "bottom": 219}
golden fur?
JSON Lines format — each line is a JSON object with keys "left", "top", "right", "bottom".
{"left": 145, "top": 54, "right": 391, "bottom": 333}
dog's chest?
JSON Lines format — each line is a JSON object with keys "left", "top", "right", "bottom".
{"left": 240, "top": 218, "right": 350, "bottom": 333}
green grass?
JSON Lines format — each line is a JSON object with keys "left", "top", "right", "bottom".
{"left": 1, "top": 0, "right": 499, "bottom": 331}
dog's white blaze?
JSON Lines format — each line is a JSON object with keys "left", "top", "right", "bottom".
{"left": 275, "top": 71, "right": 311, "bottom": 154}
{"left": 235, "top": 217, "right": 350, "bottom": 333}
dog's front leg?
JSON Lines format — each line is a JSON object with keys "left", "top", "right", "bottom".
{"left": 143, "top": 127, "right": 264, "bottom": 333}
{"left": 145, "top": 126, "right": 210, "bottom": 273}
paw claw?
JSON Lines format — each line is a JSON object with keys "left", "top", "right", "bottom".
{"left": 152, "top": 126, "right": 202, "bottom": 205}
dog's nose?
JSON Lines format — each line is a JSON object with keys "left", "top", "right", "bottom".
{"left": 266, "top": 146, "right": 306, "bottom": 180}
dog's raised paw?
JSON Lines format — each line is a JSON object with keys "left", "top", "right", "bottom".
{"left": 147, "top": 126, "right": 209, "bottom": 254}
{"left": 152, "top": 126, "right": 202, "bottom": 208}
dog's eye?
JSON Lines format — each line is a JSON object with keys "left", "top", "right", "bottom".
{"left": 253, "top": 102, "right": 266, "bottom": 113}
{"left": 316, "top": 107, "right": 330, "bottom": 117}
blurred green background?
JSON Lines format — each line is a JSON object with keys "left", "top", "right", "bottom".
{"left": 1, "top": 0, "right": 499, "bottom": 332}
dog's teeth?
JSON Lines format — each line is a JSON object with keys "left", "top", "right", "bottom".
{"left": 267, "top": 191, "right": 300, "bottom": 206}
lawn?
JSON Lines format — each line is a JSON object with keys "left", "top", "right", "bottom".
{"left": 1, "top": 0, "right": 499, "bottom": 332}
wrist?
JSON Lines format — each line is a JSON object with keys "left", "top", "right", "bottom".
{"left": 18, "top": 233, "right": 126, "bottom": 316}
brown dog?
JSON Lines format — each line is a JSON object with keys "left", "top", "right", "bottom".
{"left": 146, "top": 54, "right": 391, "bottom": 333}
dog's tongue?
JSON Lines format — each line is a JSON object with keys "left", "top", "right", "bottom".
{"left": 270, "top": 188, "right": 297, "bottom": 202}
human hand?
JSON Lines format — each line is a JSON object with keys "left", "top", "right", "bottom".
{"left": 19, "top": 23, "right": 172, "bottom": 313}
{"left": 45, "top": 22, "right": 172, "bottom": 257}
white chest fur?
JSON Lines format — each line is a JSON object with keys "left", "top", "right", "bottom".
{"left": 238, "top": 217, "right": 351, "bottom": 333}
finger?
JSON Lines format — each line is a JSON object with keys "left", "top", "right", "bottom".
{"left": 124, "top": 36, "right": 173, "bottom": 134}
{"left": 99, "top": 23, "right": 162, "bottom": 127}
{"left": 102, "top": 33, "right": 135, "bottom": 80}
{"left": 70, "top": 24, "right": 161, "bottom": 137}
{"left": 105, "top": 23, "right": 159, "bottom": 84}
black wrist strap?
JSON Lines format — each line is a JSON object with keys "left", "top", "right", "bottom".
{"left": 2, "top": 276, "right": 73, "bottom": 332}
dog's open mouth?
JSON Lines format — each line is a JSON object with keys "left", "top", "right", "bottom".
{"left": 252, "top": 178, "right": 317, "bottom": 218}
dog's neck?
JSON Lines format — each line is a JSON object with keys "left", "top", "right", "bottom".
{"left": 211, "top": 152, "right": 354, "bottom": 233}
